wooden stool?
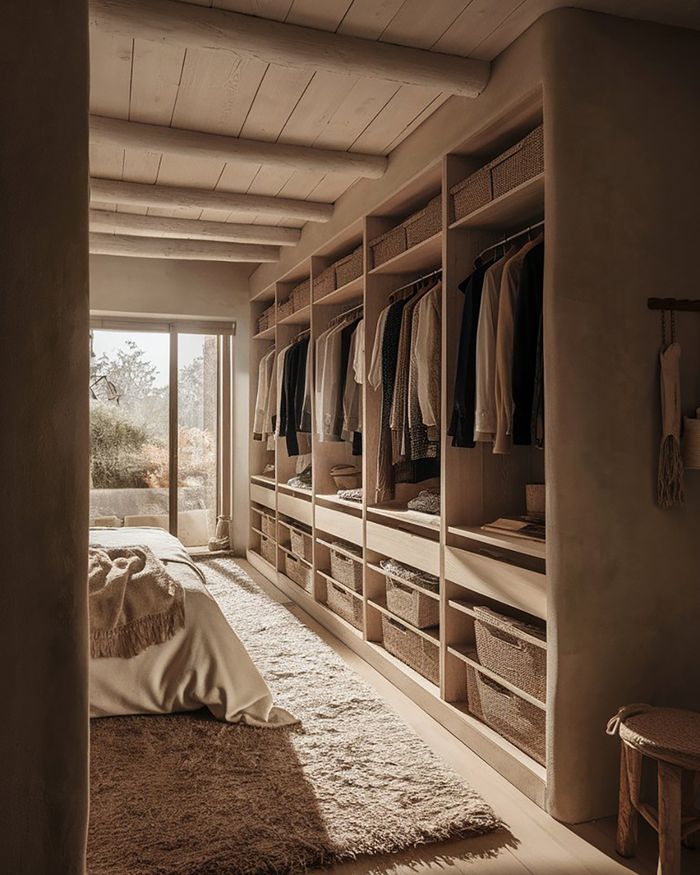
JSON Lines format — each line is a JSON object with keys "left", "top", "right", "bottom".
{"left": 607, "top": 705, "right": 700, "bottom": 875}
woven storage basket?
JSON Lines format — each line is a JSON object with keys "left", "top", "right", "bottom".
{"left": 382, "top": 615, "right": 439, "bottom": 685}
{"left": 330, "top": 544, "right": 363, "bottom": 593}
{"left": 257, "top": 313, "right": 268, "bottom": 334}
{"left": 450, "top": 166, "right": 492, "bottom": 223}
{"left": 490, "top": 124, "right": 544, "bottom": 199}
{"left": 285, "top": 553, "right": 312, "bottom": 593}
{"left": 290, "top": 526, "right": 313, "bottom": 562}
{"left": 292, "top": 278, "right": 310, "bottom": 310}
{"left": 260, "top": 511, "right": 276, "bottom": 538}
{"left": 327, "top": 582, "right": 363, "bottom": 630}
{"left": 312, "top": 266, "right": 335, "bottom": 300}
{"left": 277, "top": 298, "right": 294, "bottom": 320}
{"left": 330, "top": 464, "right": 361, "bottom": 490}
{"left": 385, "top": 578, "right": 440, "bottom": 629}
{"left": 369, "top": 225, "right": 407, "bottom": 269}
{"left": 260, "top": 533, "right": 276, "bottom": 565}
{"left": 473, "top": 606, "right": 546, "bottom": 702}
{"left": 335, "top": 245, "right": 363, "bottom": 287}
{"left": 404, "top": 194, "right": 442, "bottom": 248}
{"left": 467, "top": 666, "right": 545, "bottom": 765}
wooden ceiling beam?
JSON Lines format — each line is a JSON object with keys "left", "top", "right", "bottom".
{"left": 91, "top": 115, "right": 387, "bottom": 179}
{"left": 89, "top": 233, "right": 280, "bottom": 262}
{"left": 90, "top": 0, "right": 490, "bottom": 98}
{"left": 90, "top": 178, "right": 333, "bottom": 223}
{"left": 89, "top": 209, "right": 301, "bottom": 246}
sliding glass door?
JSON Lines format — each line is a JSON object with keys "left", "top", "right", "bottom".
{"left": 89, "top": 320, "right": 232, "bottom": 548}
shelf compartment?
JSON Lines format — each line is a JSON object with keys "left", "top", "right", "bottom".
{"left": 316, "top": 569, "right": 362, "bottom": 599}
{"left": 368, "top": 501, "right": 440, "bottom": 532}
{"left": 250, "top": 483, "right": 275, "bottom": 510}
{"left": 278, "top": 491, "right": 313, "bottom": 527}
{"left": 315, "top": 492, "right": 363, "bottom": 512}
{"left": 251, "top": 473, "right": 276, "bottom": 487}
{"left": 367, "top": 597, "right": 440, "bottom": 644}
{"left": 252, "top": 325, "right": 275, "bottom": 340}
{"left": 367, "top": 562, "right": 440, "bottom": 602}
{"left": 445, "top": 544, "right": 546, "bottom": 621}
{"left": 277, "top": 303, "right": 311, "bottom": 326}
{"left": 448, "top": 645, "right": 545, "bottom": 711}
{"left": 449, "top": 173, "right": 544, "bottom": 231}
{"left": 315, "top": 274, "right": 363, "bottom": 306}
{"left": 366, "top": 520, "right": 440, "bottom": 577}
{"left": 315, "top": 504, "right": 362, "bottom": 546}
{"left": 448, "top": 524, "right": 545, "bottom": 561}
{"left": 368, "top": 232, "right": 442, "bottom": 276}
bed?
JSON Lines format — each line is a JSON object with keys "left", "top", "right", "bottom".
{"left": 89, "top": 527, "right": 295, "bottom": 727}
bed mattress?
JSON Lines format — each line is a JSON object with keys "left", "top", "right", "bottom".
{"left": 89, "top": 527, "right": 294, "bottom": 727}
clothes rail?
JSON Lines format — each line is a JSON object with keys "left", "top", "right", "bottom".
{"left": 389, "top": 268, "right": 442, "bottom": 302}
{"left": 477, "top": 220, "right": 545, "bottom": 260}
{"left": 328, "top": 303, "right": 363, "bottom": 329}
{"left": 648, "top": 298, "right": 700, "bottom": 311}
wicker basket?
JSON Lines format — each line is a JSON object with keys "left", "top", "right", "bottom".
{"left": 473, "top": 606, "right": 546, "bottom": 702}
{"left": 450, "top": 166, "right": 493, "bottom": 223}
{"left": 330, "top": 464, "right": 361, "bottom": 490}
{"left": 382, "top": 615, "right": 439, "bottom": 685}
{"left": 335, "top": 245, "right": 363, "bottom": 287}
{"left": 313, "top": 266, "right": 335, "bottom": 300}
{"left": 292, "top": 278, "right": 310, "bottom": 310}
{"left": 257, "top": 303, "right": 276, "bottom": 334}
{"left": 490, "top": 124, "right": 544, "bottom": 199}
{"left": 260, "top": 533, "right": 276, "bottom": 565}
{"left": 285, "top": 553, "right": 312, "bottom": 593}
{"left": 467, "top": 666, "right": 545, "bottom": 765}
{"left": 369, "top": 225, "right": 407, "bottom": 269}
{"left": 277, "top": 298, "right": 294, "bottom": 320}
{"left": 385, "top": 578, "right": 439, "bottom": 629}
{"left": 290, "top": 526, "right": 313, "bottom": 562}
{"left": 327, "top": 582, "right": 363, "bottom": 630}
{"left": 404, "top": 194, "right": 442, "bottom": 248}
{"left": 330, "top": 545, "right": 363, "bottom": 593}
{"left": 261, "top": 511, "right": 276, "bottom": 538}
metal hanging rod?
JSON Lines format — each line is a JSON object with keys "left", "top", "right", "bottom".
{"left": 389, "top": 267, "right": 442, "bottom": 302}
{"left": 648, "top": 298, "right": 700, "bottom": 312}
{"left": 328, "top": 303, "right": 363, "bottom": 329}
{"left": 477, "top": 219, "right": 545, "bottom": 261}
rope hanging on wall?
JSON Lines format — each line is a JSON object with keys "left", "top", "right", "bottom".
{"left": 656, "top": 309, "right": 684, "bottom": 508}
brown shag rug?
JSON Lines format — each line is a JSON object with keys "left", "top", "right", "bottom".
{"left": 88, "top": 558, "right": 501, "bottom": 874}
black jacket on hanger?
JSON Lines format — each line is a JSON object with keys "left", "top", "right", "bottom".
{"left": 512, "top": 242, "right": 544, "bottom": 445}
{"left": 279, "top": 336, "right": 309, "bottom": 456}
{"left": 447, "top": 260, "right": 493, "bottom": 448}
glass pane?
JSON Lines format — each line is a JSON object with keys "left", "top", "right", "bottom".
{"left": 89, "top": 329, "right": 170, "bottom": 530}
{"left": 177, "top": 334, "right": 218, "bottom": 547}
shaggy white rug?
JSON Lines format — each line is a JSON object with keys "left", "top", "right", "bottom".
{"left": 88, "top": 557, "right": 502, "bottom": 874}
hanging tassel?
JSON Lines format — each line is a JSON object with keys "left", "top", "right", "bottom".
{"left": 657, "top": 433, "right": 684, "bottom": 508}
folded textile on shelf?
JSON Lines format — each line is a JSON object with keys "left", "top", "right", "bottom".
{"left": 287, "top": 466, "right": 312, "bottom": 490}
{"left": 337, "top": 487, "right": 363, "bottom": 503}
{"left": 407, "top": 489, "right": 440, "bottom": 515}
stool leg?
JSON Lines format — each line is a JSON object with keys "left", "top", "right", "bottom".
{"left": 657, "top": 761, "right": 682, "bottom": 875}
{"left": 617, "top": 744, "right": 641, "bottom": 857}
{"left": 682, "top": 771, "right": 699, "bottom": 850}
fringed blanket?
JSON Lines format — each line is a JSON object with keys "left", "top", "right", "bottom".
{"left": 89, "top": 545, "right": 185, "bottom": 659}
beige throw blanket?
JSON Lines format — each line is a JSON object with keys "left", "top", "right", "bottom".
{"left": 89, "top": 545, "right": 185, "bottom": 659}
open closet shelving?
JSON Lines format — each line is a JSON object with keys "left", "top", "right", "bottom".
{"left": 248, "top": 106, "right": 549, "bottom": 807}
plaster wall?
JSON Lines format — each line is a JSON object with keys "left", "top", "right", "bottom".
{"left": 0, "top": 3, "right": 90, "bottom": 871}
{"left": 90, "top": 255, "right": 253, "bottom": 554}
{"left": 542, "top": 8, "right": 700, "bottom": 821}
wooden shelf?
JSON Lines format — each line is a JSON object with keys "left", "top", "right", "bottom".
{"left": 447, "top": 644, "right": 546, "bottom": 710}
{"left": 278, "top": 303, "right": 310, "bottom": 326}
{"left": 316, "top": 492, "right": 363, "bottom": 511}
{"left": 251, "top": 473, "right": 276, "bottom": 487}
{"left": 365, "top": 640, "right": 440, "bottom": 692}
{"left": 367, "top": 562, "right": 440, "bottom": 601}
{"left": 315, "top": 537, "right": 362, "bottom": 561}
{"left": 367, "top": 596, "right": 440, "bottom": 643}
{"left": 278, "top": 482, "right": 312, "bottom": 498}
{"left": 315, "top": 275, "right": 363, "bottom": 305}
{"left": 247, "top": 548, "right": 276, "bottom": 572}
{"left": 278, "top": 544, "right": 312, "bottom": 568}
{"left": 369, "top": 232, "right": 442, "bottom": 275}
{"left": 252, "top": 325, "right": 275, "bottom": 340}
{"left": 367, "top": 502, "right": 440, "bottom": 532}
{"left": 250, "top": 525, "right": 265, "bottom": 538}
{"left": 448, "top": 524, "right": 546, "bottom": 561}
{"left": 449, "top": 173, "right": 544, "bottom": 231}
{"left": 251, "top": 284, "right": 275, "bottom": 303}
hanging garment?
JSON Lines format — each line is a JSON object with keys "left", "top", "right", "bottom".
{"left": 531, "top": 312, "right": 545, "bottom": 448}
{"left": 408, "top": 285, "right": 440, "bottom": 462}
{"left": 338, "top": 318, "right": 361, "bottom": 440}
{"left": 367, "top": 306, "right": 389, "bottom": 390}
{"left": 512, "top": 241, "right": 545, "bottom": 445}
{"left": 252, "top": 348, "right": 275, "bottom": 440}
{"left": 275, "top": 343, "right": 292, "bottom": 437}
{"left": 318, "top": 322, "right": 345, "bottom": 442}
{"left": 375, "top": 299, "right": 408, "bottom": 503}
{"left": 494, "top": 235, "right": 542, "bottom": 454}
{"left": 279, "top": 337, "right": 310, "bottom": 457}
{"left": 353, "top": 318, "right": 365, "bottom": 385}
{"left": 413, "top": 281, "right": 442, "bottom": 442}
{"left": 390, "top": 293, "right": 423, "bottom": 463}
{"left": 447, "top": 260, "right": 493, "bottom": 448}
{"left": 343, "top": 319, "right": 363, "bottom": 440}
{"left": 474, "top": 251, "right": 517, "bottom": 443}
